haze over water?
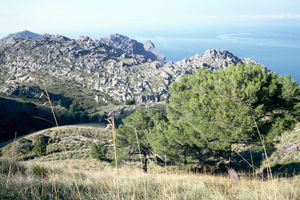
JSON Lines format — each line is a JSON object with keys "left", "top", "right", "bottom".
{"left": 130, "top": 23, "right": 300, "bottom": 83}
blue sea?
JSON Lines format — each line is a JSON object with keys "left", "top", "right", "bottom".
{"left": 129, "top": 24, "right": 300, "bottom": 83}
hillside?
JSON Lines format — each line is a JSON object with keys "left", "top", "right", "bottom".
{"left": 0, "top": 31, "right": 260, "bottom": 143}
{"left": 0, "top": 96, "right": 54, "bottom": 142}
{"left": 261, "top": 123, "right": 300, "bottom": 176}
{"left": 0, "top": 31, "right": 256, "bottom": 108}
{"left": 0, "top": 122, "right": 299, "bottom": 199}
{"left": 0, "top": 124, "right": 110, "bottom": 161}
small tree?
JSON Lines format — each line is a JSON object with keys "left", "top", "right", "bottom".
{"left": 80, "top": 111, "right": 90, "bottom": 123}
{"left": 90, "top": 142, "right": 108, "bottom": 161}
{"left": 125, "top": 99, "right": 136, "bottom": 105}
{"left": 117, "top": 108, "right": 167, "bottom": 173}
{"left": 33, "top": 140, "right": 47, "bottom": 156}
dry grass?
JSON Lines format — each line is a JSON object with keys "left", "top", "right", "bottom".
{"left": 1, "top": 158, "right": 300, "bottom": 200}
{"left": 1, "top": 122, "right": 299, "bottom": 199}
{"left": 0, "top": 124, "right": 111, "bottom": 161}
{"left": 265, "top": 123, "right": 300, "bottom": 168}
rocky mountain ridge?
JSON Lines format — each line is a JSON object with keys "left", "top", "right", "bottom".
{"left": 0, "top": 31, "right": 257, "bottom": 107}
{"left": 2, "top": 30, "right": 45, "bottom": 40}
{"left": 100, "top": 33, "right": 166, "bottom": 63}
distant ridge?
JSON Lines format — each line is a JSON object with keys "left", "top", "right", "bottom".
{"left": 100, "top": 33, "right": 166, "bottom": 63}
{"left": 0, "top": 31, "right": 258, "bottom": 106}
{"left": 2, "top": 30, "right": 42, "bottom": 40}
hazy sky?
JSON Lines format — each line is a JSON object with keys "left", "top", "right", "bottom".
{"left": 1, "top": 0, "right": 300, "bottom": 38}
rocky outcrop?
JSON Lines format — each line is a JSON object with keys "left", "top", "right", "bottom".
{"left": 0, "top": 32, "right": 258, "bottom": 106}
{"left": 100, "top": 34, "right": 165, "bottom": 63}
{"left": 202, "top": 49, "right": 243, "bottom": 69}
{"left": 143, "top": 40, "right": 166, "bottom": 63}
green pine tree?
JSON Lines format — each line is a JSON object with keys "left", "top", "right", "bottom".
{"left": 33, "top": 140, "right": 47, "bottom": 156}
{"left": 167, "top": 63, "right": 299, "bottom": 174}
{"left": 117, "top": 108, "right": 167, "bottom": 173}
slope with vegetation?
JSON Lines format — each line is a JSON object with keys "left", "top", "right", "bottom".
{"left": 0, "top": 124, "right": 110, "bottom": 161}
{"left": 0, "top": 95, "right": 107, "bottom": 143}
{"left": 0, "top": 31, "right": 260, "bottom": 143}
{"left": 261, "top": 122, "right": 300, "bottom": 176}
{"left": 0, "top": 31, "right": 299, "bottom": 199}
{"left": 0, "top": 157, "right": 299, "bottom": 200}
{"left": 117, "top": 63, "right": 299, "bottom": 177}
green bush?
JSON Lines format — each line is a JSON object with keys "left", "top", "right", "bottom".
{"left": 33, "top": 140, "right": 47, "bottom": 156}
{"left": 111, "top": 148, "right": 126, "bottom": 167}
{"left": 125, "top": 99, "right": 136, "bottom": 105}
{"left": 90, "top": 142, "right": 108, "bottom": 160}
{"left": 31, "top": 165, "right": 48, "bottom": 178}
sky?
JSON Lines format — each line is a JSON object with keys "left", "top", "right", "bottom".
{"left": 1, "top": 0, "right": 300, "bottom": 38}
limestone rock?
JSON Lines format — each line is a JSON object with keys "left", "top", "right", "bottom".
{"left": 143, "top": 40, "right": 166, "bottom": 63}
{"left": 0, "top": 31, "right": 259, "bottom": 106}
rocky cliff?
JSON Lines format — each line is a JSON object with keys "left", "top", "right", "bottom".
{"left": 0, "top": 32, "right": 257, "bottom": 107}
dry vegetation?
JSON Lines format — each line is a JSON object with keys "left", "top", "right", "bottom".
{"left": 1, "top": 158, "right": 299, "bottom": 200}
{"left": 1, "top": 122, "right": 299, "bottom": 199}
{"left": 0, "top": 124, "right": 111, "bottom": 161}
{"left": 266, "top": 123, "right": 300, "bottom": 167}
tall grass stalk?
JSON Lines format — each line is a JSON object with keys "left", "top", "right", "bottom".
{"left": 7, "top": 132, "right": 17, "bottom": 179}
{"left": 254, "top": 120, "right": 273, "bottom": 180}
{"left": 134, "top": 128, "right": 148, "bottom": 198}
{"left": 107, "top": 116, "right": 120, "bottom": 200}
{"left": 249, "top": 148, "right": 259, "bottom": 200}
{"left": 42, "top": 81, "right": 82, "bottom": 200}
{"left": 249, "top": 148, "right": 255, "bottom": 177}
{"left": 233, "top": 149, "right": 257, "bottom": 173}
{"left": 1, "top": 160, "right": 299, "bottom": 199}
{"left": 254, "top": 119, "right": 279, "bottom": 200}
{"left": 134, "top": 128, "right": 143, "bottom": 170}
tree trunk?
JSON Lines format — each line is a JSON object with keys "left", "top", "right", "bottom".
{"left": 226, "top": 166, "right": 239, "bottom": 181}
{"left": 224, "top": 151, "right": 239, "bottom": 181}
{"left": 183, "top": 149, "right": 188, "bottom": 165}
{"left": 142, "top": 152, "right": 148, "bottom": 173}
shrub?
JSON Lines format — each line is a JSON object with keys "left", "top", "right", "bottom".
{"left": 125, "top": 99, "right": 136, "bottom": 105}
{"left": 110, "top": 148, "right": 126, "bottom": 167}
{"left": 30, "top": 165, "right": 48, "bottom": 178}
{"left": 0, "top": 159, "right": 26, "bottom": 175}
{"left": 33, "top": 140, "right": 47, "bottom": 156}
{"left": 90, "top": 142, "right": 108, "bottom": 160}
{"left": 90, "top": 114, "right": 99, "bottom": 122}
{"left": 80, "top": 111, "right": 90, "bottom": 123}
{"left": 34, "top": 134, "right": 51, "bottom": 144}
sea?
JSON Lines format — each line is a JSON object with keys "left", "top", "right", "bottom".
{"left": 129, "top": 23, "right": 300, "bottom": 84}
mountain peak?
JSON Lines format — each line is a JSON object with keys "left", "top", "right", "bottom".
{"left": 201, "top": 49, "right": 242, "bottom": 69}
{"left": 143, "top": 40, "right": 155, "bottom": 51}
{"left": 100, "top": 34, "right": 165, "bottom": 63}
{"left": 143, "top": 40, "right": 165, "bottom": 63}
{"left": 3, "top": 30, "right": 42, "bottom": 40}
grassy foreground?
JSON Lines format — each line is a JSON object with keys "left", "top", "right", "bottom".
{"left": 1, "top": 158, "right": 299, "bottom": 200}
{"left": 0, "top": 123, "right": 300, "bottom": 199}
